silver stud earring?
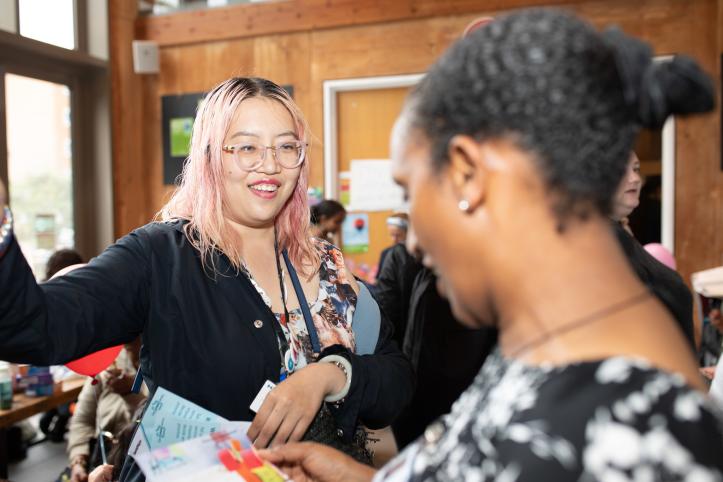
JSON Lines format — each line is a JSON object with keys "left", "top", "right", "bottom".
{"left": 458, "top": 199, "right": 471, "bottom": 212}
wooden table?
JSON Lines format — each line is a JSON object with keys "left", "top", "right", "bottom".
{"left": 0, "top": 377, "right": 85, "bottom": 481}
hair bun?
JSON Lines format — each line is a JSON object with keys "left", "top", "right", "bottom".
{"left": 602, "top": 27, "right": 715, "bottom": 129}
{"left": 638, "top": 55, "right": 715, "bottom": 128}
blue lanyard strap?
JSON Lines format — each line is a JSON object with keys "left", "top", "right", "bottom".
{"left": 282, "top": 249, "right": 321, "bottom": 354}
{"left": 131, "top": 370, "right": 144, "bottom": 394}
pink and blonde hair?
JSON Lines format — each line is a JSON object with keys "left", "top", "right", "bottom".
{"left": 158, "top": 77, "right": 318, "bottom": 275}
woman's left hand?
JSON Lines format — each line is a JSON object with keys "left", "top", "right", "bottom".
{"left": 248, "top": 363, "right": 345, "bottom": 448}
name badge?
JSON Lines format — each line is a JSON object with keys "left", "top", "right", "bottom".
{"left": 249, "top": 380, "right": 276, "bottom": 413}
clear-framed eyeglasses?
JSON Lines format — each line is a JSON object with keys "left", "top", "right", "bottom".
{"left": 222, "top": 140, "right": 307, "bottom": 171}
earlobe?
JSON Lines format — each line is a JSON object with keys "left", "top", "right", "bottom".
{"left": 447, "top": 135, "right": 486, "bottom": 214}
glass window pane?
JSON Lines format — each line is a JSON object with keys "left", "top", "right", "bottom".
{"left": 6, "top": 74, "right": 75, "bottom": 280}
{"left": 0, "top": 2, "right": 16, "bottom": 33}
{"left": 19, "top": 0, "right": 75, "bottom": 50}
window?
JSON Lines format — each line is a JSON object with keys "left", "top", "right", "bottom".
{"left": 18, "top": 0, "right": 75, "bottom": 49}
{"left": 0, "top": 0, "right": 113, "bottom": 283}
{"left": 5, "top": 74, "right": 75, "bottom": 279}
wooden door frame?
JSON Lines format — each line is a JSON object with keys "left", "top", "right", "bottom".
{"left": 322, "top": 73, "right": 424, "bottom": 199}
{"left": 655, "top": 55, "right": 676, "bottom": 254}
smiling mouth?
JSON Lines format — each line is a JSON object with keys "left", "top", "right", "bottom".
{"left": 249, "top": 183, "right": 279, "bottom": 193}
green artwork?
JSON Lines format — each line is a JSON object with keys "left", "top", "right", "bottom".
{"left": 170, "top": 117, "right": 193, "bottom": 157}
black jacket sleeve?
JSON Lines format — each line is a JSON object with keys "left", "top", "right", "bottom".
{"left": 0, "top": 228, "right": 150, "bottom": 365}
{"left": 374, "top": 244, "right": 422, "bottom": 347}
{"left": 326, "top": 301, "right": 414, "bottom": 441}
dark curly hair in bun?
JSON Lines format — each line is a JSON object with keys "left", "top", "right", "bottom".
{"left": 409, "top": 9, "right": 713, "bottom": 226}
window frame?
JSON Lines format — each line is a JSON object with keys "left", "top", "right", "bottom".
{"left": 0, "top": 0, "right": 109, "bottom": 259}
{"left": 16, "top": 0, "right": 83, "bottom": 52}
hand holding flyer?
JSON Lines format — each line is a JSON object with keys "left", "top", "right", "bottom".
{"left": 133, "top": 424, "right": 287, "bottom": 482}
{"left": 130, "top": 387, "right": 286, "bottom": 482}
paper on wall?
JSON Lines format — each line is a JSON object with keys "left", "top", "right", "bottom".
{"left": 348, "top": 159, "right": 405, "bottom": 212}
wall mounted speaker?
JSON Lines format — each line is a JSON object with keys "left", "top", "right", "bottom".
{"left": 132, "top": 40, "right": 159, "bottom": 74}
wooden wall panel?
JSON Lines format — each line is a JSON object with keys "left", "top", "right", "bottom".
{"left": 666, "top": 0, "right": 721, "bottom": 289}
{"left": 113, "top": 0, "right": 723, "bottom": 291}
{"left": 136, "top": 0, "right": 579, "bottom": 47}
{"left": 109, "top": 0, "right": 150, "bottom": 238}
{"left": 305, "top": 12, "right": 485, "bottom": 188}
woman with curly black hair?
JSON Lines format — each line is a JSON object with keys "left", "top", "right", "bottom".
{"left": 262, "top": 8, "right": 723, "bottom": 481}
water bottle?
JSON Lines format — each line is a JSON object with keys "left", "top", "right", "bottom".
{"left": 0, "top": 361, "right": 12, "bottom": 410}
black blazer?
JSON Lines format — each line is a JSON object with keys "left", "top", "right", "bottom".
{"left": 0, "top": 220, "right": 413, "bottom": 481}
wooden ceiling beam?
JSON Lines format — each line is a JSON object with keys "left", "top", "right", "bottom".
{"left": 135, "top": 0, "right": 580, "bottom": 47}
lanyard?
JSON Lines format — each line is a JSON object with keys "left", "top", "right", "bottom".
{"left": 281, "top": 249, "right": 321, "bottom": 354}
{"left": 272, "top": 230, "right": 321, "bottom": 380}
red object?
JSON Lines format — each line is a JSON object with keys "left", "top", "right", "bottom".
{"left": 66, "top": 345, "right": 122, "bottom": 378}
{"left": 241, "top": 449, "right": 264, "bottom": 469}
{"left": 218, "top": 449, "right": 240, "bottom": 471}
{"left": 354, "top": 218, "right": 365, "bottom": 231}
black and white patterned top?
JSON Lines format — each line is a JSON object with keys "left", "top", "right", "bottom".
{"left": 376, "top": 349, "right": 723, "bottom": 481}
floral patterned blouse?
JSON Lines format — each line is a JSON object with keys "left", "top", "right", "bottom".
{"left": 243, "top": 239, "right": 357, "bottom": 373}
{"left": 376, "top": 349, "right": 723, "bottom": 481}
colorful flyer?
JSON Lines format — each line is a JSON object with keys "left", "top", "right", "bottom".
{"left": 133, "top": 425, "right": 286, "bottom": 482}
{"left": 128, "top": 386, "right": 250, "bottom": 461}
{"left": 139, "top": 386, "right": 227, "bottom": 450}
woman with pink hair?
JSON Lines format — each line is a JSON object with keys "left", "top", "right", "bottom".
{"left": 0, "top": 77, "right": 412, "bottom": 482}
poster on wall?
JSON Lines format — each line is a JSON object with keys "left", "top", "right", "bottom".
{"left": 162, "top": 92, "right": 205, "bottom": 185}
{"left": 342, "top": 213, "right": 369, "bottom": 253}
{"left": 348, "top": 159, "right": 405, "bottom": 211}
{"left": 161, "top": 85, "right": 295, "bottom": 185}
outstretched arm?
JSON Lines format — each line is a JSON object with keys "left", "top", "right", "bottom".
{"left": 0, "top": 179, "right": 149, "bottom": 365}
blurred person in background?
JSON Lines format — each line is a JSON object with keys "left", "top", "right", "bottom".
{"left": 64, "top": 338, "right": 144, "bottom": 482}
{"left": 376, "top": 212, "right": 409, "bottom": 275}
{"left": 38, "top": 249, "right": 85, "bottom": 443}
{"left": 310, "top": 199, "right": 346, "bottom": 244}
{"left": 611, "top": 153, "right": 695, "bottom": 349}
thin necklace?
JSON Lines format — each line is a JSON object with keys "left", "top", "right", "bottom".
{"left": 507, "top": 290, "right": 651, "bottom": 358}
